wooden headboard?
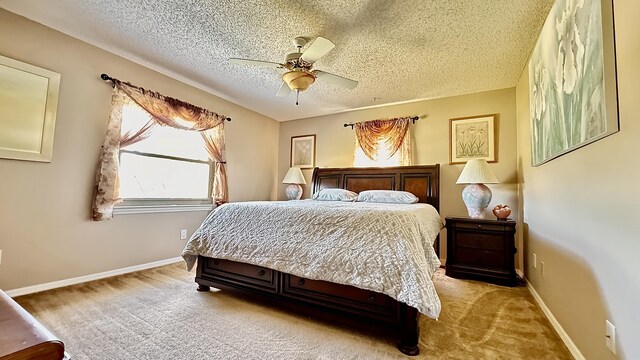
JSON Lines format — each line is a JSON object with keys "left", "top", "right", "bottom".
{"left": 311, "top": 165, "right": 440, "bottom": 212}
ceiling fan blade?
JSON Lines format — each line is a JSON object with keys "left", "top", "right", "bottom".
{"left": 300, "top": 37, "right": 335, "bottom": 63}
{"left": 314, "top": 71, "right": 358, "bottom": 90}
{"left": 229, "top": 58, "right": 283, "bottom": 68}
{"left": 276, "top": 82, "right": 291, "bottom": 97}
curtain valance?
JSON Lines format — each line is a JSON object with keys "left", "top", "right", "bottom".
{"left": 113, "top": 80, "right": 227, "bottom": 131}
{"left": 355, "top": 117, "right": 411, "bottom": 161}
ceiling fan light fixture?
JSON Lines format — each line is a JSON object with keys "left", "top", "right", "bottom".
{"left": 282, "top": 70, "right": 315, "bottom": 92}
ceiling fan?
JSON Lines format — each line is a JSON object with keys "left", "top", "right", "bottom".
{"left": 229, "top": 36, "right": 358, "bottom": 105}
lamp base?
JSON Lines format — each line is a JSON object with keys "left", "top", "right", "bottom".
{"left": 285, "top": 184, "right": 303, "bottom": 200}
{"left": 462, "top": 184, "right": 492, "bottom": 219}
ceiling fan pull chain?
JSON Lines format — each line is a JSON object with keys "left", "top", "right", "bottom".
{"left": 296, "top": 89, "right": 300, "bottom": 105}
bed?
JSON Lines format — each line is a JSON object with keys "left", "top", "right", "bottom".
{"left": 182, "top": 165, "right": 442, "bottom": 356}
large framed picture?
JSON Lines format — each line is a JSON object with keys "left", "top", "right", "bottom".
{"left": 0, "top": 54, "right": 60, "bottom": 162}
{"left": 449, "top": 114, "right": 497, "bottom": 164}
{"left": 290, "top": 134, "right": 316, "bottom": 169}
{"left": 529, "top": 0, "right": 619, "bottom": 166}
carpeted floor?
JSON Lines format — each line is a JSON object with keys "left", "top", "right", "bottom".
{"left": 15, "top": 263, "right": 572, "bottom": 359}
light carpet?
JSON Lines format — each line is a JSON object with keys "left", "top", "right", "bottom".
{"left": 15, "top": 263, "right": 572, "bottom": 359}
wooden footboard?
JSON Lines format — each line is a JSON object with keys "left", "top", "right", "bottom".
{"left": 195, "top": 256, "right": 421, "bottom": 356}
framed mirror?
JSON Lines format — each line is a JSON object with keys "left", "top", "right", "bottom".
{"left": 0, "top": 54, "right": 60, "bottom": 162}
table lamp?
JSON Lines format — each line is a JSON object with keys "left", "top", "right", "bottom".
{"left": 456, "top": 159, "right": 499, "bottom": 219}
{"left": 282, "top": 167, "right": 307, "bottom": 200}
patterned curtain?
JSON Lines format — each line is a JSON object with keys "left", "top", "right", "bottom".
{"left": 115, "top": 80, "right": 227, "bottom": 130}
{"left": 92, "top": 81, "right": 229, "bottom": 221}
{"left": 201, "top": 127, "right": 228, "bottom": 205}
{"left": 354, "top": 117, "right": 412, "bottom": 166}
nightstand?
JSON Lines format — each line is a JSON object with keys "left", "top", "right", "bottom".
{"left": 445, "top": 217, "right": 517, "bottom": 286}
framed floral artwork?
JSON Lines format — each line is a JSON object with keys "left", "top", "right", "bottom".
{"left": 449, "top": 114, "right": 497, "bottom": 164}
{"left": 290, "top": 134, "right": 316, "bottom": 169}
{"left": 529, "top": 0, "right": 618, "bottom": 166}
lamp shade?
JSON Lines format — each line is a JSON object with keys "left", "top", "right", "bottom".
{"left": 456, "top": 159, "right": 499, "bottom": 184}
{"left": 282, "top": 167, "right": 307, "bottom": 185}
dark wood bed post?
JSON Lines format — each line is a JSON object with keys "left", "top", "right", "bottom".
{"left": 398, "top": 304, "right": 420, "bottom": 355}
{"left": 195, "top": 261, "right": 210, "bottom": 292}
{"left": 196, "top": 284, "right": 210, "bottom": 292}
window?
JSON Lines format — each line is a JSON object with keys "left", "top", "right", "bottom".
{"left": 354, "top": 139, "right": 403, "bottom": 167}
{"left": 118, "top": 104, "right": 212, "bottom": 206}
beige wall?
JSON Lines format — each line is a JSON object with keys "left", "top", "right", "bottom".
{"left": 515, "top": 0, "right": 640, "bottom": 358}
{"left": 0, "top": 9, "right": 279, "bottom": 291}
{"left": 278, "top": 89, "right": 519, "bottom": 262}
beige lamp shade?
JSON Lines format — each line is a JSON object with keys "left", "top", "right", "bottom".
{"left": 282, "top": 167, "right": 307, "bottom": 184}
{"left": 456, "top": 159, "right": 499, "bottom": 184}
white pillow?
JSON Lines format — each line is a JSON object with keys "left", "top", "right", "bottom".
{"left": 312, "top": 188, "right": 358, "bottom": 202}
{"left": 356, "top": 190, "right": 419, "bottom": 204}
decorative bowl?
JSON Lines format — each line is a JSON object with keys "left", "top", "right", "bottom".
{"left": 492, "top": 204, "right": 511, "bottom": 220}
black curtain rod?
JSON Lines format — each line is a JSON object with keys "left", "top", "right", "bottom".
{"left": 100, "top": 73, "right": 231, "bottom": 122}
{"left": 343, "top": 116, "right": 419, "bottom": 129}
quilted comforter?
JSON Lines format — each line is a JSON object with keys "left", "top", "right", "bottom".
{"left": 181, "top": 200, "right": 444, "bottom": 318}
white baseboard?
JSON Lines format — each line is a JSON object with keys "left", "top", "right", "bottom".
{"left": 525, "top": 280, "right": 585, "bottom": 360}
{"left": 516, "top": 268, "right": 524, "bottom": 278}
{"left": 6, "top": 257, "right": 183, "bottom": 298}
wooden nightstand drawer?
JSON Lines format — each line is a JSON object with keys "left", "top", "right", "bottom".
{"left": 455, "top": 248, "right": 505, "bottom": 268}
{"left": 445, "top": 217, "right": 517, "bottom": 287}
{"left": 455, "top": 232, "right": 503, "bottom": 251}
{"left": 451, "top": 221, "right": 507, "bottom": 232}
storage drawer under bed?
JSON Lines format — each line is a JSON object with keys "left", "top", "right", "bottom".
{"left": 281, "top": 274, "right": 400, "bottom": 322}
{"left": 200, "top": 258, "right": 278, "bottom": 293}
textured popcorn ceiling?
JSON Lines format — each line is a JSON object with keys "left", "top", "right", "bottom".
{"left": 1, "top": 0, "right": 553, "bottom": 121}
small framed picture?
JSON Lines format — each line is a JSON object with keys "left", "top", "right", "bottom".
{"left": 449, "top": 114, "right": 497, "bottom": 164}
{"left": 290, "top": 134, "right": 316, "bottom": 169}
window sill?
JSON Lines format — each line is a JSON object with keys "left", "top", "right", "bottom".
{"left": 113, "top": 204, "right": 215, "bottom": 215}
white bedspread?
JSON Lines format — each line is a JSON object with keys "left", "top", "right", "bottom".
{"left": 181, "top": 200, "right": 444, "bottom": 318}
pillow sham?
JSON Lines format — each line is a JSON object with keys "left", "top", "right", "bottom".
{"left": 312, "top": 188, "right": 358, "bottom": 202}
{"left": 355, "top": 190, "right": 419, "bottom": 204}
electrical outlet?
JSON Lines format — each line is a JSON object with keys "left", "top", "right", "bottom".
{"left": 606, "top": 320, "right": 616, "bottom": 354}
{"left": 533, "top": 253, "right": 537, "bottom": 269}
{"left": 540, "top": 261, "right": 545, "bottom": 277}
{"left": 180, "top": 229, "right": 188, "bottom": 240}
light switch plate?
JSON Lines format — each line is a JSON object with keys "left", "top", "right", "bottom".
{"left": 180, "top": 229, "right": 187, "bottom": 240}
{"left": 606, "top": 320, "right": 616, "bottom": 354}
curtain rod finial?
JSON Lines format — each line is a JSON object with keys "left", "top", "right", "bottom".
{"left": 100, "top": 74, "right": 111, "bottom": 81}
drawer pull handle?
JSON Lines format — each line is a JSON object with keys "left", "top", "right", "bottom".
{"left": 477, "top": 224, "right": 482, "bottom": 228}
{"left": 212, "top": 260, "right": 219, "bottom": 266}
{"left": 367, "top": 294, "right": 376, "bottom": 303}
{"left": 297, "top": 279, "right": 306, "bottom": 286}
{"left": 257, "top": 270, "right": 266, "bottom": 276}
